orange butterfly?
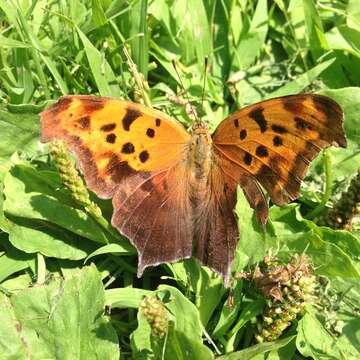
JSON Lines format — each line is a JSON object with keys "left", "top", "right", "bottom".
{"left": 40, "top": 94, "right": 346, "bottom": 285}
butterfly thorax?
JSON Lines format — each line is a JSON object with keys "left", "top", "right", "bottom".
{"left": 189, "top": 122, "right": 213, "bottom": 179}
{"left": 188, "top": 122, "right": 213, "bottom": 213}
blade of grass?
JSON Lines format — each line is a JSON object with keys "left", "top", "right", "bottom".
{"left": 267, "top": 57, "right": 335, "bottom": 98}
{"left": 233, "top": 0, "right": 268, "bottom": 70}
{"left": 39, "top": 54, "right": 69, "bottom": 95}
{"left": 92, "top": 0, "right": 107, "bottom": 27}
{"left": 0, "top": 34, "right": 30, "bottom": 48}
{"left": 15, "top": 7, "right": 50, "bottom": 99}
{"left": 303, "top": 0, "right": 328, "bottom": 60}
{"left": 129, "top": 0, "right": 149, "bottom": 79}
{"left": 76, "top": 26, "right": 121, "bottom": 97}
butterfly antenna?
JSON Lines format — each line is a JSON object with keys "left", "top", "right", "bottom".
{"left": 201, "top": 57, "right": 208, "bottom": 110}
{"left": 171, "top": 59, "right": 200, "bottom": 124}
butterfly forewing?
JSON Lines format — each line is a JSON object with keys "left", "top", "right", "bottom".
{"left": 41, "top": 96, "right": 191, "bottom": 198}
{"left": 212, "top": 94, "right": 346, "bottom": 206}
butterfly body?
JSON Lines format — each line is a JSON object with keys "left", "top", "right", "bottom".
{"left": 188, "top": 122, "right": 213, "bottom": 200}
{"left": 41, "top": 94, "right": 346, "bottom": 285}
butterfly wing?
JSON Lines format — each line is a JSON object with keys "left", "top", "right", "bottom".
{"left": 212, "top": 94, "right": 346, "bottom": 207}
{"left": 41, "top": 96, "right": 193, "bottom": 274}
{"left": 41, "top": 95, "right": 191, "bottom": 198}
{"left": 193, "top": 150, "right": 269, "bottom": 286}
{"left": 112, "top": 161, "right": 193, "bottom": 276}
{"left": 198, "top": 93, "right": 346, "bottom": 284}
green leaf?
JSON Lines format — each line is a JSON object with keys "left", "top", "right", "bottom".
{"left": 86, "top": 243, "right": 135, "bottom": 263}
{"left": 1, "top": 273, "right": 33, "bottom": 292}
{"left": 169, "top": 258, "right": 226, "bottom": 326}
{"left": 337, "top": 317, "right": 360, "bottom": 359}
{"left": 212, "top": 281, "right": 243, "bottom": 338}
{"left": 304, "top": 87, "right": 360, "bottom": 186}
{"left": 105, "top": 288, "right": 152, "bottom": 309}
{"left": 296, "top": 308, "right": 343, "bottom": 359}
{"left": 272, "top": 205, "right": 360, "bottom": 280}
{"left": 130, "top": 285, "right": 214, "bottom": 359}
{"left": 234, "top": 188, "right": 277, "bottom": 271}
{"left": 218, "top": 336, "right": 296, "bottom": 360}
{"left": 92, "top": 0, "right": 107, "bottom": 27}
{"left": 0, "top": 107, "right": 39, "bottom": 179}
{"left": 0, "top": 265, "right": 119, "bottom": 359}
{"left": 128, "top": 0, "right": 149, "bottom": 78}
{"left": 234, "top": 0, "right": 268, "bottom": 70}
{"left": 3, "top": 164, "right": 110, "bottom": 252}
{"left": 5, "top": 217, "right": 92, "bottom": 260}
{"left": 0, "top": 34, "right": 30, "bottom": 48}
{"left": 320, "top": 87, "right": 360, "bottom": 145}
{"left": 39, "top": 53, "right": 69, "bottom": 95}
{"left": 130, "top": 310, "right": 155, "bottom": 359}
{"left": 306, "top": 226, "right": 360, "bottom": 270}
{"left": 347, "top": 0, "right": 360, "bottom": 31}
{"left": 159, "top": 285, "right": 214, "bottom": 360}
{"left": 186, "top": 0, "right": 212, "bottom": 62}
{"left": 225, "top": 299, "right": 265, "bottom": 353}
{"left": 0, "top": 239, "right": 35, "bottom": 283}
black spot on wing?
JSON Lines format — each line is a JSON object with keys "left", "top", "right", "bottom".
{"left": 244, "top": 152, "right": 252, "bottom": 166}
{"left": 101, "top": 123, "right": 116, "bottom": 132}
{"left": 82, "top": 98, "right": 105, "bottom": 112}
{"left": 273, "top": 136, "right": 283, "bottom": 147}
{"left": 240, "top": 129, "right": 247, "bottom": 140}
{"left": 106, "top": 155, "right": 136, "bottom": 182}
{"left": 146, "top": 128, "right": 155, "bottom": 138}
{"left": 123, "top": 108, "right": 142, "bottom": 131}
{"left": 77, "top": 116, "right": 90, "bottom": 130}
{"left": 139, "top": 150, "right": 149, "bottom": 163}
{"left": 294, "top": 116, "right": 312, "bottom": 130}
{"left": 106, "top": 133, "right": 116, "bottom": 143}
{"left": 271, "top": 124, "right": 287, "bottom": 134}
{"left": 46, "top": 96, "right": 73, "bottom": 119}
{"left": 256, "top": 145, "right": 268, "bottom": 157}
{"left": 122, "top": 142, "right": 135, "bottom": 154}
{"left": 234, "top": 119, "right": 239, "bottom": 128}
{"left": 249, "top": 107, "right": 267, "bottom": 132}
{"left": 312, "top": 94, "right": 341, "bottom": 121}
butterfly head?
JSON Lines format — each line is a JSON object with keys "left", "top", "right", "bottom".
{"left": 191, "top": 121, "right": 211, "bottom": 144}
{"left": 191, "top": 121, "right": 209, "bottom": 133}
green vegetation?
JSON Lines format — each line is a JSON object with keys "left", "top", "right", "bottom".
{"left": 0, "top": 0, "right": 359, "bottom": 359}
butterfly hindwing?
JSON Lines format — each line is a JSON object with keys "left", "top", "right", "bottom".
{"left": 111, "top": 162, "right": 193, "bottom": 276}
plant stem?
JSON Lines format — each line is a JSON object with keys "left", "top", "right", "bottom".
{"left": 123, "top": 45, "right": 151, "bottom": 107}
{"left": 36, "top": 253, "right": 46, "bottom": 285}
{"left": 307, "top": 149, "right": 333, "bottom": 219}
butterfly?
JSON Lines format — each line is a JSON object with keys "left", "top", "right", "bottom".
{"left": 40, "top": 94, "right": 346, "bottom": 286}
